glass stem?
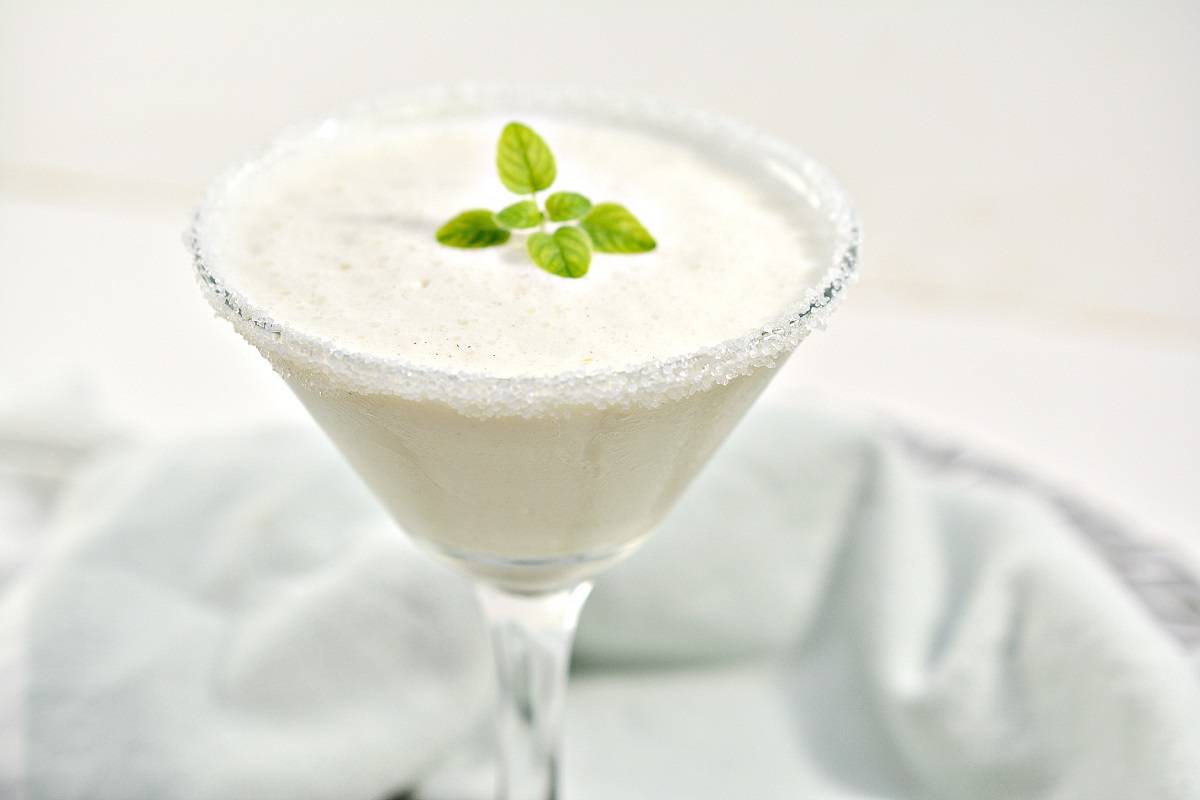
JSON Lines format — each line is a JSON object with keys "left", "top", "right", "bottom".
{"left": 474, "top": 581, "right": 593, "bottom": 800}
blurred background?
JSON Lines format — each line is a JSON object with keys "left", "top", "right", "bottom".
{"left": 2, "top": 0, "right": 1198, "bottom": 550}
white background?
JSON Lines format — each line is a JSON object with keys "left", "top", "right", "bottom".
{"left": 1, "top": 1, "right": 1197, "bottom": 545}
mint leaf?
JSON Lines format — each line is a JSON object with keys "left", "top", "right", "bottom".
{"left": 497, "top": 122, "right": 556, "bottom": 194}
{"left": 437, "top": 123, "right": 656, "bottom": 276}
{"left": 545, "top": 192, "right": 592, "bottom": 221}
{"left": 496, "top": 200, "right": 543, "bottom": 229}
{"left": 580, "top": 203, "right": 656, "bottom": 253}
{"left": 527, "top": 226, "right": 592, "bottom": 278}
{"left": 435, "top": 210, "right": 511, "bottom": 248}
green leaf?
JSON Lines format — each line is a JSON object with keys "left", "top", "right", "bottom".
{"left": 579, "top": 203, "right": 656, "bottom": 253}
{"left": 435, "top": 210, "right": 511, "bottom": 248}
{"left": 545, "top": 192, "right": 592, "bottom": 222}
{"left": 496, "top": 200, "right": 544, "bottom": 229}
{"left": 497, "top": 122, "right": 557, "bottom": 194}
{"left": 527, "top": 226, "right": 592, "bottom": 278}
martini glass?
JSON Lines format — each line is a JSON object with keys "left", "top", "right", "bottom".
{"left": 187, "top": 86, "right": 859, "bottom": 800}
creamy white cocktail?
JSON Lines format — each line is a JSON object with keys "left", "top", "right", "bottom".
{"left": 195, "top": 110, "right": 838, "bottom": 587}
{"left": 189, "top": 88, "right": 858, "bottom": 800}
{"left": 195, "top": 103, "right": 856, "bottom": 586}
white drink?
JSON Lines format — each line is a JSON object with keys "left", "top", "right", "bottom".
{"left": 192, "top": 100, "right": 849, "bottom": 589}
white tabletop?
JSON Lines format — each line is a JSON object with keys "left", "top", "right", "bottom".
{"left": 1, "top": 2, "right": 1197, "bottom": 548}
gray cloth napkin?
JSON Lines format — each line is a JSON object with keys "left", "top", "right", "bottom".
{"left": 1, "top": 398, "right": 1197, "bottom": 800}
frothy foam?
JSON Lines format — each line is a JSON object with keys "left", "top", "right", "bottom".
{"left": 189, "top": 90, "right": 859, "bottom": 417}
{"left": 211, "top": 118, "right": 818, "bottom": 374}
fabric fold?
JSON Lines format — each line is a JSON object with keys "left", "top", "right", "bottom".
{"left": 0, "top": 401, "right": 1196, "bottom": 799}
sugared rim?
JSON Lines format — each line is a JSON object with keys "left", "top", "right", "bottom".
{"left": 186, "top": 84, "right": 861, "bottom": 417}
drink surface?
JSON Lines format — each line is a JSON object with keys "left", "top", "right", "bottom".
{"left": 206, "top": 114, "right": 823, "bottom": 381}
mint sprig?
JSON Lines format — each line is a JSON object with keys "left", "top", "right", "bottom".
{"left": 435, "top": 121, "right": 656, "bottom": 278}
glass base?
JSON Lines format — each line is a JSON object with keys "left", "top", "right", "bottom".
{"left": 429, "top": 539, "right": 647, "bottom": 593}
